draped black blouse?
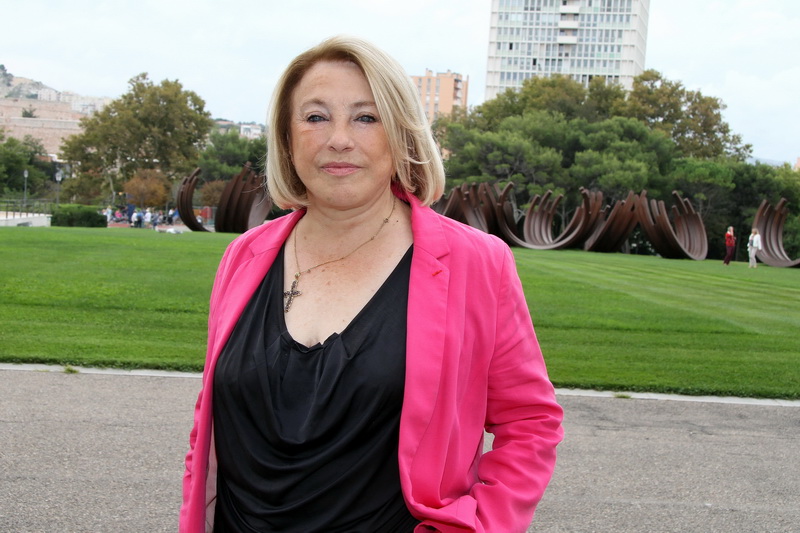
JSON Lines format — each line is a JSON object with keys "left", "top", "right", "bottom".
{"left": 212, "top": 245, "right": 418, "bottom": 532}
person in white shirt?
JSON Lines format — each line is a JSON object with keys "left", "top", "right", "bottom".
{"left": 747, "top": 228, "right": 762, "bottom": 268}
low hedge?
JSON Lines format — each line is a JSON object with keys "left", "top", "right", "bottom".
{"left": 51, "top": 205, "right": 107, "bottom": 228}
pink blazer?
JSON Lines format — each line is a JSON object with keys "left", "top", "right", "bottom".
{"left": 180, "top": 191, "right": 563, "bottom": 533}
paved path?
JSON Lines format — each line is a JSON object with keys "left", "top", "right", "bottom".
{"left": 1, "top": 367, "right": 798, "bottom": 532}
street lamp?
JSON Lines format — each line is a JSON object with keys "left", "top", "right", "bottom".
{"left": 55, "top": 169, "right": 63, "bottom": 206}
{"left": 23, "top": 169, "right": 28, "bottom": 211}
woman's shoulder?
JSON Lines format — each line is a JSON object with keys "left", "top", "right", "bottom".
{"left": 423, "top": 209, "right": 513, "bottom": 267}
{"left": 221, "top": 211, "right": 301, "bottom": 259}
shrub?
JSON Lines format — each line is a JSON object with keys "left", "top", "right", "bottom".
{"left": 51, "top": 204, "right": 107, "bottom": 228}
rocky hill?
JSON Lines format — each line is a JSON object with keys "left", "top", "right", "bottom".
{"left": 0, "top": 65, "right": 93, "bottom": 156}
{"left": 0, "top": 65, "right": 55, "bottom": 100}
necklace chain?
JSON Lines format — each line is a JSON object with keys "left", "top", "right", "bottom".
{"left": 283, "top": 196, "right": 397, "bottom": 312}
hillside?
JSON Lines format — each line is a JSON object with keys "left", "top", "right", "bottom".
{"left": 0, "top": 65, "right": 108, "bottom": 156}
{"left": 0, "top": 65, "right": 55, "bottom": 98}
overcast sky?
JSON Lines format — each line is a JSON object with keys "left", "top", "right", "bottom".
{"left": 3, "top": 0, "right": 798, "bottom": 164}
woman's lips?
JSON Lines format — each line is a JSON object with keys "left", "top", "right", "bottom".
{"left": 322, "top": 162, "right": 360, "bottom": 176}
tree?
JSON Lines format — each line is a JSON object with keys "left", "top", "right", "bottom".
{"left": 197, "top": 129, "right": 265, "bottom": 183}
{"left": 0, "top": 64, "right": 11, "bottom": 87}
{"left": 123, "top": 169, "right": 170, "bottom": 208}
{"left": 516, "top": 75, "right": 587, "bottom": 121}
{"left": 622, "top": 70, "right": 751, "bottom": 160}
{"left": 443, "top": 122, "right": 563, "bottom": 189}
{"left": 60, "top": 73, "right": 214, "bottom": 203}
{"left": 583, "top": 77, "right": 627, "bottom": 122}
{"left": 669, "top": 158, "right": 736, "bottom": 255}
{"left": 567, "top": 117, "right": 675, "bottom": 203}
{"left": 468, "top": 75, "right": 588, "bottom": 131}
{"left": 0, "top": 132, "right": 52, "bottom": 196}
{"left": 200, "top": 180, "right": 228, "bottom": 207}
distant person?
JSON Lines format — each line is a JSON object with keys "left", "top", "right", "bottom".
{"left": 180, "top": 35, "right": 563, "bottom": 533}
{"left": 144, "top": 208, "right": 153, "bottom": 227}
{"left": 747, "top": 228, "right": 762, "bottom": 268}
{"left": 152, "top": 210, "right": 162, "bottom": 231}
{"left": 722, "top": 226, "right": 736, "bottom": 265}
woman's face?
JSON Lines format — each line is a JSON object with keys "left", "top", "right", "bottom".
{"left": 289, "top": 60, "right": 394, "bottom": 211}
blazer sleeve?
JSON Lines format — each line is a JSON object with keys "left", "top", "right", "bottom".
{"left": 180, "top": 234, "right": 251, "bottom": 532}
{"left": 469, "top": 245, "right": 563, "bottom": 532}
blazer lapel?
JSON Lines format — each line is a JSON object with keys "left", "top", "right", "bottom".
{"left": 399, "top": 194, "right": 451, "bottom": 467}
{"left": 209, "top": 211, "right": 304, "bottom": 364}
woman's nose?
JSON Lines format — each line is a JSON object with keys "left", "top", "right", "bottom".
{"left": 327, "top": 120, "right": 355, "bottom": 152}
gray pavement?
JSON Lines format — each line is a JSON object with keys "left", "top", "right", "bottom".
{"left": 1, "top": 366, "right": 798, "bottom": 533}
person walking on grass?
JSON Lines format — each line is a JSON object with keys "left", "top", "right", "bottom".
{"left": 747, "top": 228, "right": 762, "bottom": 268}
{"left": 723, "top": 226, "right": 736, "bottom": 265}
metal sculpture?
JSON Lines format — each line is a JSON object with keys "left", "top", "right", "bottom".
{"left": 583, "top": 190, "right": 640, "bottom": 253}
{"left": 494, "top": 186, "right": 604, "bottom": 250}
{"left": 636, "top": 190, "right": 708, "bottom": 260}
{"left": 214, "top": 162, "right": 272, "bottom": 233}
{"left": 175, "top": 171, "right": 725, "bottom": 264}
{"left": 176, "top": 168, "right": 209, "bottom": 232}
{"left": 175, "top": 163, "right": 272, "bottom": 234}
{"left": 432, "top": 183, "right": 495, "bottom": 233}
{"left": 437, "top": 184, "right": 643, "bottom": 254}
{"left": 752, "top": 198, "right": 800, "bottom": 268}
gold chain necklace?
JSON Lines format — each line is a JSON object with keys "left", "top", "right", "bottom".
{"left": 283, "top": 196, "right": 397, "bottom": 312}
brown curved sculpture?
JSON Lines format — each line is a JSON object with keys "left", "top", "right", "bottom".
{"left": 437, "top": 183, "right": 643, "bottom": 254}
{"left": 176, "top": 168, "right": 209, "bottom": 232}
{"left": 215, "top": 162, "right": 272, "bottom": 233}
{"left": 491, "top": 185, "right": 601, "bottom": 250}
{"left": 583, "top": 191, "right": 640, "bottom": 253}
{"left": 432, "top": 183, "right": 491, "bottom": 233}
{"left": 752, "top": 198, "right": 800, "bottom": 267}
{"left": 636, "top": 190, "right": 708, "bottom": 260}
{"left": 176, "top": 164, "right": 272, "bottom": 234}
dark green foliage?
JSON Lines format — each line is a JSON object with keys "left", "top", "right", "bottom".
{"left": 197, "top": 129, "right": 266, "bottom": 183}
{"left": 50, "top": 204, "right": 107, "bottom": 227}
{"left": 436, "top": 69, "right": 800, "bottom": 259}
{"left": 0, "top": 132, "right": 53, "bottom": 196}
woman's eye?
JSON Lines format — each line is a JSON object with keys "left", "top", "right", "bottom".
{"left": 306, "top": 114, "right": 326, "bottom": 123}
{"left": 356, "top": 115, "right": 377, "bottom": 123}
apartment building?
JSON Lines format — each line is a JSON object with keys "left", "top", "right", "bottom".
{"left": 411, "top": 69, "right": 469, "bottom": 123}
{"left": 485, "top": 0, "right": 650, "bottom": 100}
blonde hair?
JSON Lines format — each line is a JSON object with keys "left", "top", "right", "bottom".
{"left": 266, "top": 35, "right": 445, "bottom": 209}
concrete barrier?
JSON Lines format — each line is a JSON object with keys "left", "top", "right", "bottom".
{"left": 0, "top": 212, "right": 51, "bottom": 227}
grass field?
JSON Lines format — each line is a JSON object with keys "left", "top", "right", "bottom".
{"left": 2, "top": 226, "right": 798, "bottom": 399}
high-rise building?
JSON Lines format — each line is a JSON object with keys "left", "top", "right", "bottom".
{"left": 411, "top": 69, "right": 469, "bottom": 123}
{"left": 485, "top": 0, "right": 650, "bottom": 100}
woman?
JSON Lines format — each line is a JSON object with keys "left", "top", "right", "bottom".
{"left": 181, "top": 36, "right": 563, "bottom": 533}
{"left": 747, "top": 227, "right": 762, "bottom": 268}
{"left": 722, "top": 226, "right": 736, "bottom": 265}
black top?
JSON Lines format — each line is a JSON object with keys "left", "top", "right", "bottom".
{"left": 213, "top": 245, "right": 418, "bottom": 532}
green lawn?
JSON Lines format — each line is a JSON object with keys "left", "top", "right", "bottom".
{"left": 516, "top": 250, "right": 800, "bottom": 398}
{"left": 2, "top": 226, "right": 798, "bottom": 399}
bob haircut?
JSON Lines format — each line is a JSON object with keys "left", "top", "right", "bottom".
{"left": 266, "top": 35, "right": 445, "bottom": 210}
